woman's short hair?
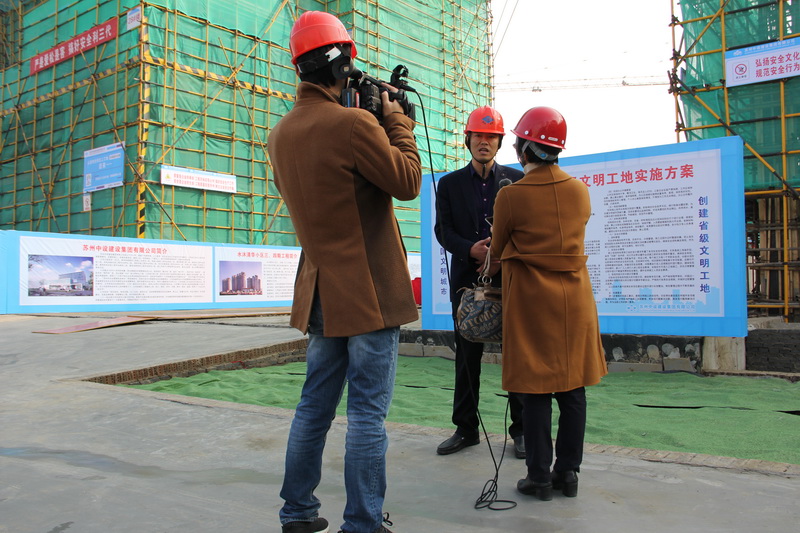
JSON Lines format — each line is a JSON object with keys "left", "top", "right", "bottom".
{"left": 517, "top": 137, "right": 560, "bottom": 165}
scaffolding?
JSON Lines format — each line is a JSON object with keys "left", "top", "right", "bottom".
{"left": 670, "top": 0, "right": 800, "bottom": 318}
{"left": 0, "top": 0, "right": 494, "bottom": 252}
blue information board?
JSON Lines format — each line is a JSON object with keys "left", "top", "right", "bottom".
{"left": 84, "top": 142, "right": 125, "bottom": 193}
{"left": 421, "top": 137, "right": 747, "bottom": 338}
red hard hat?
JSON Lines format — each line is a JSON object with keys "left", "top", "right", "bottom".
{"left": 511, "top": 106, "right": 567, "bottom": 149}
{"left": 290, "top": 11, "right": 358, "bottom": 65}
{"left": 464, "top": 106, "right": 505, "bottom": 135}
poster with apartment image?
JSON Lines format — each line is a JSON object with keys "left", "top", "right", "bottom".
{"left": 219, "top": 261, "right": 263, "bottom": 296}
{"left": 215, "top": 246, "right": 300, "bottom": 303}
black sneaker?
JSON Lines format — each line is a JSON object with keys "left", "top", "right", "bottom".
{"left": 282, "top": 517, "right": 329, "bottom": 533}
{"left": 337, "top": 513, "right": 393, "bottom": 533}
{"left": 374, "top": 512, "right": 393, "bottom": 532}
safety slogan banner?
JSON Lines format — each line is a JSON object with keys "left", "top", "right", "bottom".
{"left": 161, "top": 165, "right": 238, "bottom": 193}
{"left": 30, "top": 18, "right": 118, "bottom": 76}
{"left": 421, "top": 136, "right": 746, "bottom": 337}
{"left": 725, "top": 36, "right": 800, "bottom": 88}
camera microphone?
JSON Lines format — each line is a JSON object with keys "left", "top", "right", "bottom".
{"left": 498, "top": 178, "right": 512, "bottom": 189}
{"left": 390, "top": 65, "right": 416, "bottom": 93}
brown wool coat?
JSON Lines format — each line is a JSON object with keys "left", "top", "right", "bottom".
{"left": 268, "top": 82, "right": 421, "bottom": 337}
{"left": 489, "top": 164, "right": 608, "bottom": 394}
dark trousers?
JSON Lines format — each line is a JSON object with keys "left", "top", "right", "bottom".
{"left": 521, "top": 387, "right": 586, "bottom": 482}
{"left": 451, "top": 300, "right": 524, "bottom": 440}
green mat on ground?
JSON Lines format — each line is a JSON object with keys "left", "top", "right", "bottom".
{"left": 126, "top": 356, "right": 800, "bottom": 465}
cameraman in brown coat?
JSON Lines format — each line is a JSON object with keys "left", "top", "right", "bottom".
{"left": 268, "top": 11, "right": 421, "bottom": 533}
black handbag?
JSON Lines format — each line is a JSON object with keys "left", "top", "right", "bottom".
{"left": 456, "top": 252, "right": 502, "bottom": 343}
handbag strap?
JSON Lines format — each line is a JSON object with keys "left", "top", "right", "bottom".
{"left": 478, "top": 249, "right": 492, "bottom": 284}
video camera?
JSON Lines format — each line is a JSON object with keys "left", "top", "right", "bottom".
{"left": 341, "top": 64, "right": 416, "bottom": 123}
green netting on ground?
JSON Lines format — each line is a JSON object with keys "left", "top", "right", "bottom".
{"left": 127, "top": 356, "right": 800, "bottom": 465}
{"left": 678, "top": 1, "right": 800, "bottom": 191}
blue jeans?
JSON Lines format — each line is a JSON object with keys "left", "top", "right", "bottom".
{"left": 280, "top": 296, "right": 399, "bottom": 533}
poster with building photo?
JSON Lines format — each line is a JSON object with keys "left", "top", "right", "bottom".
{"left": 215, "top": 246, "right": 300, "bottom": 303}
{"left": 27, "top": 254, "right": 94, "bottom": 297}
{"left": 219, "top": 261, "right": 263, "bottom": 296}
{"left": 19, "top": 234, "right": 213, "bottom": 306}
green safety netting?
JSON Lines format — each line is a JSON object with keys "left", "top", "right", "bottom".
{"left": 127, "top": 355, "right": 800, "bottom": 465}
{"left": 2, "top": 0, "right": 492, "bottom": 248}
{"left": 678, "top": 0, "right": 800, "bottom": 191}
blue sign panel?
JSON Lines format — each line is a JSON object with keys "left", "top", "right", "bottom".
{"left": 422, "top": 137, "right": 747, "bottom": 337}
{"left": 84, "top": 142, "right": 125, "bottom": 193}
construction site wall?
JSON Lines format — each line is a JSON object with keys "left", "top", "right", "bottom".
{"left": 672, "top": 0, "right": 800, "bottom": 317}
{"left": 1, "top": 0, "right": 493, "bottom": 252}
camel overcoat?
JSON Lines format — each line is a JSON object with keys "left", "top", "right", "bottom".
{"left": 268, "top": 82, "right": 421, "bottom": 337}
{"left": 489, "top": 164, "right": 607, "bottom": 394}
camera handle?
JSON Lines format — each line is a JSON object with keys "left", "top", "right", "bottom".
{"left": 390, "top": 65, "right": 410, "bottom": 89}
{"left": 388, "top": 89, "right": 415, "bottom": 121}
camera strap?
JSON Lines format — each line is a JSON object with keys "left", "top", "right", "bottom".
{"left": 296, "top": 45, "right": 353, "bottom": 79}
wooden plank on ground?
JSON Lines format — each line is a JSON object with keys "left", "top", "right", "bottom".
{"left": 33, "top": 316, "right": 153, "bottom": 334}
{"left": 32, "top": 308, "right": 292, "bottom": 333}
{"left": 130, "top": 309, "right": 291, "bottom": 320}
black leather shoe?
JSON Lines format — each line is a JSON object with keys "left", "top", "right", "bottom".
{"left": 436, "top": 433, "right": 479, "bottom": 455}
{"left": 516, "top": 477, "right": 553, "bottom": 501}
{"left": 552, "top": 470, "right": 578, "bottom": 497}
{"left": 512, "top": 436, "right": 526, "bottom": 459}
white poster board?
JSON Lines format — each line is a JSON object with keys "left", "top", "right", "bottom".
{"left": 3, "top": 231, "right": 299, "bottom": 314}
{"left": 421, "top": 137, "right": 746, "bottom": 337}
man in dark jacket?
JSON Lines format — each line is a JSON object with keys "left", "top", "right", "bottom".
{"left": 433, "top": 106, "right": 525, "bottom": 457}
{"left": 268, "top": 11, "right": 421, "bottom": 533}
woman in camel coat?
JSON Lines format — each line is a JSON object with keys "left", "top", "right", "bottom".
{"left": 489, "top": 107, "right": 607, "bottom": 501}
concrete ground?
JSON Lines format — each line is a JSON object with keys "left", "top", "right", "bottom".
{"left": 1, "top": 311, "right": 797, "bottom": 533}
